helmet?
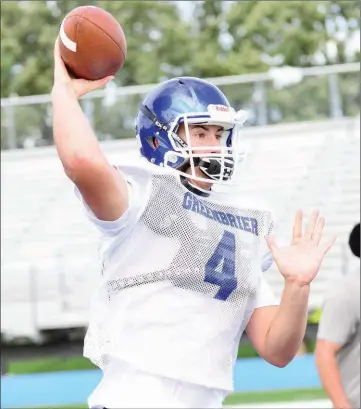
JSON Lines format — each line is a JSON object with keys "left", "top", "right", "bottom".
{"left": 135, "top": 77, "right": 247, "bottom": 187}
{"left": 349, "top": 222, "right": 360, "bottom": 258}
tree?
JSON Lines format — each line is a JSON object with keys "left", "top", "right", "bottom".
{"left": 1, "top": 0, "right": 359, "bottom": 145}
{"left": 1, "top": 1, "right": 59, "bottom": 97}
{"left": 0, "top": 1, "right": 193, "bottom": 97}
{"left": 224, "top": 1, "right": 360, "bottom": 123}
{"left": 226, "top": 1, "right": 360, "bottom": 68}
{"left": 1, "top": 1, "right": 197, "bottom": 146}
{"left": 190, "top": 0, "right": 231, "bottom": 78}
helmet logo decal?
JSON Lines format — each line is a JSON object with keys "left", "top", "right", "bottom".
{"left": 208, "top": 104, "right": 231, "bottom": 113}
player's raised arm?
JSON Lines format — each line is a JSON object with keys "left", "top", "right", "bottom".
{"left": 51, "top": 38, "right": 129, "bottom": 221}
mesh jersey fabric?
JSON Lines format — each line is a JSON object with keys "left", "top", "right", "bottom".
{"left": 75, "top": 162, "right": 279, "bottom": 391}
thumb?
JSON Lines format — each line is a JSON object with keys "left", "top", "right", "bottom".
{"left": 87, "top": 76, "right": 114, "bottom": 91}
{"left": 265, "top": 234, "right": 279, "bottom": 254}
{"left": 75, "top": 76, "right": 114, "bottom": 97}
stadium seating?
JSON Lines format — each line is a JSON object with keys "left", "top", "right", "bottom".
{"left": 1, "top": 117, "right": 359, "bottom": 341}
{"left": 237, "top": 118, "right": 360, "bottom": 307}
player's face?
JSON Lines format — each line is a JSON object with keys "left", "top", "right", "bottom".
{"left": 177, "top": 124, "right": 223, "bottom": 153}
{"left": 177, "top": 124, "right": 224, "bottom": 190}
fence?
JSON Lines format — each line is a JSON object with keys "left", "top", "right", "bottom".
{"left": 1, "top": 62, "right": 359, "bottom": 150}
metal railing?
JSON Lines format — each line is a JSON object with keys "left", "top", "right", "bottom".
{"left": 1, "top": 62, "right": 359, "bottom": 150}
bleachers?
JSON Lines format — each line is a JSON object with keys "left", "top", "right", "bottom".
{"left": 235, "top": 118, "right": 360, "bottom": 306}
{"left": 1, "top": 117, "right": 359, "bottom": 340}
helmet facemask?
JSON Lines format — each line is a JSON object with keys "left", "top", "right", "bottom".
{"left": 164, "top": 105, "right": 248, "bottom": 189}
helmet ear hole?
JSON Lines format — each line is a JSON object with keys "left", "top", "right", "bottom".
{"left": 147, "top": 136, "right": 159, "bottom": 149}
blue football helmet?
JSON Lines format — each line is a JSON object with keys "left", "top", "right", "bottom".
{"left": 135, "top": 77, "right": 247, "bottom": 187}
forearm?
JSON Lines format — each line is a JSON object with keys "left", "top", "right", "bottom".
{"left": 265, "top": 281, "right": 309, "bottom": 366}
{"left": 51, "top": 83, "right": 105, "bottom": 170}
{"left": 316, "top": 350, "right": 351, "bottom": 408}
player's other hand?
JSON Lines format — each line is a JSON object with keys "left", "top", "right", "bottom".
{"left": 53, "top": 37, "right": 114, "bottom": 99}
{"left": 265, "top": 209, "right": 337, "bottom": 287}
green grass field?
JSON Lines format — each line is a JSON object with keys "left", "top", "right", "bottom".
{"left": 7, "top": 341, "right": 317, "bottom": 375}
{"left": 7, "top": 356, "right": 97, "bottom": 374}
{"left": 6, "top": 345, "right": 259, "bottom": 375}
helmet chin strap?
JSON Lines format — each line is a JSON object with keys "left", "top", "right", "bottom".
{"left": 180, "top": 176, "right": 211, "bottom": 198}
{"left": 179, "top": 154, "right": 234, "bottom": 197}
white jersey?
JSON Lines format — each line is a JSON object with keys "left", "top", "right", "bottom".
{"left": 76, "top": 161, "right": 279, "bottom": 393}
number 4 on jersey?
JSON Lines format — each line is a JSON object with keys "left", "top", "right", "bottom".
{"left": 204, "top": 231, "right": 237, "bottom": 301}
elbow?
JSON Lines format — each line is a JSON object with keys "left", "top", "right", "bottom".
{"left": 259, "top": 339, "right": 298, "bottom": 368}
{"left": 274, "top": 356, "right": 294, "bottom": 368}
{"left": 263, "top": 350, "right": 297, "bottom": 368}
{"left": 267, "top": 356, "right": 294, "bottom": 368}
{"left": 62, "top": 153, "right": 103, "bottom": 182}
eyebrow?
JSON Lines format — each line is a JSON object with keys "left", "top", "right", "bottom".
{"left": 192, "top": 125, "right": 223, "bottom": 133}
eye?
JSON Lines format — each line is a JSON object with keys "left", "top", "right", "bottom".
{"left": 195, "top": 133, "right": 205, "bottom": 139}
{"left": 216, "top": 134, "right": 222, "bottom": 140}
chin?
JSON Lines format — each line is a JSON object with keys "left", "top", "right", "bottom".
{"left": 191, "top": 178, "right": 213, "bottom": 191}
{"left": 186, "top": 168, "right": 213, "bottom": 190}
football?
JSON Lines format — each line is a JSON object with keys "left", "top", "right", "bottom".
{"left": 59, "top": 5, "right": 127, "bottom": 80}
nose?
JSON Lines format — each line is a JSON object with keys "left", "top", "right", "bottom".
{"left": 204, "top": 135, "right": 221, "bottom": 154}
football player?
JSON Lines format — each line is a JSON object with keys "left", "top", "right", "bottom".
{"left": 51, "top": 38, "right": 336, "bottom": 409}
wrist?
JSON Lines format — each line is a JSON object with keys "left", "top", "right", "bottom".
{"left": 51, "top": 81, "right": 77, "bottom": 99}
{"left": 284, "top": 279, "right": 311, "bottom": 296}
{"left": 284, "top": 276, "right": 311, "bottom": 289}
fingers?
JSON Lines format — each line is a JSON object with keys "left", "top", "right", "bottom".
{"left": 54, "top": 37, "right": 60, "bottom": 60}
{"left": 297, "top": 209, "right": 334, "bottom": 252}
{"left": 320, "top": 235, "right": 337, "bottom": 255}
{"left": 292, "top": 209, "right": 303, "bottom": 243}
{"left": 305, "top": 209, "right": 319, "bottom": 240}
{"left": 53, "top": 37, "right": 65, "bottom": 66}
{"left": 53, "top": 32, "right": 114, "bottom": 97}
{"left": 53, "top": 36, "right": 71, "bottom": 81}
{"left": 312, "top": 216, "right": 325, "bottom": 245}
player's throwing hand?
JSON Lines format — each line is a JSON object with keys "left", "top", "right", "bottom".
{"left": 53, "top": 37, "right": 113, "bottom": 99}
{"left": 265, "top": 209, "right": 337, "bottom": 286}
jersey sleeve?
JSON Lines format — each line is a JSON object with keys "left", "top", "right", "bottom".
{"left": 74, "top": 165, "right": 151, "bottom": 238}
{"left": 260, "top": 250, "right": 273, "bottom": 273}
{"left": 260, "top": 208, "right": 277, "bottom": 273}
